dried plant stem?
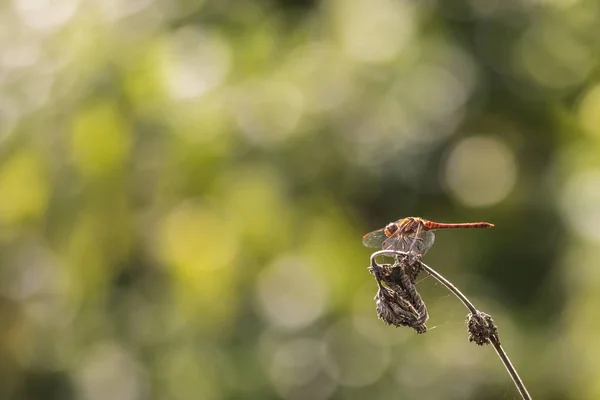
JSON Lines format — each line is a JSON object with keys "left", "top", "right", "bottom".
{"left": 369, "top": 250, "right": 532, "bottom": 400}
{"left": 420, "top": 260, "right": 531, "bottom": 400}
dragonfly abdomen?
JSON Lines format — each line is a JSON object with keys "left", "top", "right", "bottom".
{"left": 423, "top": 221, "right": 494, "bottom": 230}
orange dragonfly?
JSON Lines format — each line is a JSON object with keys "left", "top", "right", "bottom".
{"left": 363, "top": 217, "right": 494, "bottom": 260}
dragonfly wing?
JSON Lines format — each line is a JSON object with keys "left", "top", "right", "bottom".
{"left": 384, "top": 231, "right": 435, "bottom": 255}
{"left": 382, "top": 235, "right": 406, "bottom": 251}
{"left": 362, "top": 229, "right": 388, "bottom": 249}
{"left": 418, "top": 231, "right": 435, "bottom": 255}
{"left": 363, "top": 226, "right": 436, "bottom": 254}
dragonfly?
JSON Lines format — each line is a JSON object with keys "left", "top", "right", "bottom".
{"left": 363, "top": 217, "right": 494, "bottom": 262}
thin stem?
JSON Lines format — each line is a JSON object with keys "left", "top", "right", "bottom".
{"left": 369, "top": 249, "right": 532, "bottom": 400}
{"left": 488, "top": 339, "right": 532, "bottom": 400}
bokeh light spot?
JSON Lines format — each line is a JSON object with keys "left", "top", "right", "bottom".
{"left": 233, "top": 80, "right": 304, "bottom": 144}
{"left": 0, "top": 150, "right": 49, "bottom": 225}
{"left": 514, "top": 22, "right": 593, "bottom": 89}
{"left": 255, "top": 255, "right": 328, "bottom": 331}
{"left": 70, "top": 102, "right": 131, "bottom": 178}
{"left": 443, "top": 136, "right": 517, "bottom": 207}
{"left": 322, "top": 318, "right": 390, "bottom": 387}
{"left": 406, "top": 64, "right": 473, "bottom": 124}
{"left": 287, "top": 44, "right": 353, "bottom": 113}
{"left": 335, "top": 0, "right": 414, "bottom": 63}
{"left": 159, "top": 201, "right": 235, "bottom": 273}
{"left": 259, "top": 333, "right": 337, "bottom": 400}
{"left": 14, "top": 0, "right": 78, "bottom": 31}
{"left": 267, "top": 338, "right": 323, "bottom": 389}
{"left": 161, "top": 347, "right": 222, "bottom": 400}
{"left": 74, "top": 343, "right": 147, "bottom": 400}
{"left": 578, "top": 83, "right": 600, "bottom": 138}
{"left": 220, "top": 166, "right": 289, "bottom": 253}
{"left": 163, "top": 27, "right": 231, "bottom": 100}
{"left": 158, "top": 201, "right": 238, "bottom": 324}
{"left": 560, "top": 170, "right": 600, "bottom": 241}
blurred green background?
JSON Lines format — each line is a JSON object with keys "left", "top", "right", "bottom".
{"left": 1, "top": 0, "right": 600, "bottom": 398}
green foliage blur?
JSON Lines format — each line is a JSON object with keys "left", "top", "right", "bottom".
{"left": 1, "top": 0, "right": 600, "bottom": 398}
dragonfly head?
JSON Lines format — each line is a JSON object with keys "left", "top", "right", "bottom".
{"left": 384, "top": 223, "right": 398, "bottom": 237}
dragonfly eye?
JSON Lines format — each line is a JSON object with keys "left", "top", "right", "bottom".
{"left": 384, "top": 223, "right": 398, "bottom": 237}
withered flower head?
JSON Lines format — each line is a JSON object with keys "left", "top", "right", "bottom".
{"left": 467, "top": 311, "right": 499, "bottom": 346}
{"left": 375, "top": 286, "right": 427, "bottom": 334}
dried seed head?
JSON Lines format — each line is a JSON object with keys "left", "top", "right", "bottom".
{"left": 467, "top": 311, "right": 499, "bottom": 346}
{"left": 375, "top": 286, "right": 427, "bottom": 334}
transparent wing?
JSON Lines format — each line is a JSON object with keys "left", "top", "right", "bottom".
{"left": 382, "top": 234, "right": 410, "bottom": 251}
{"left": 362, "top": 229, "right": 388, "bottom": 249}
{"left": 363, "top": 228, "right": 436, "bottom": 255}
{"left": 419, "top": 230, "right": 435, "bottom": 255}
{"left": 382, "top": 231, "right": 436, "bottom": 255}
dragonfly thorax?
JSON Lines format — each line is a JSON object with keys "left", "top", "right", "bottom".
{"left": 384, "top": 223, "right": 398, "bottom": 237}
